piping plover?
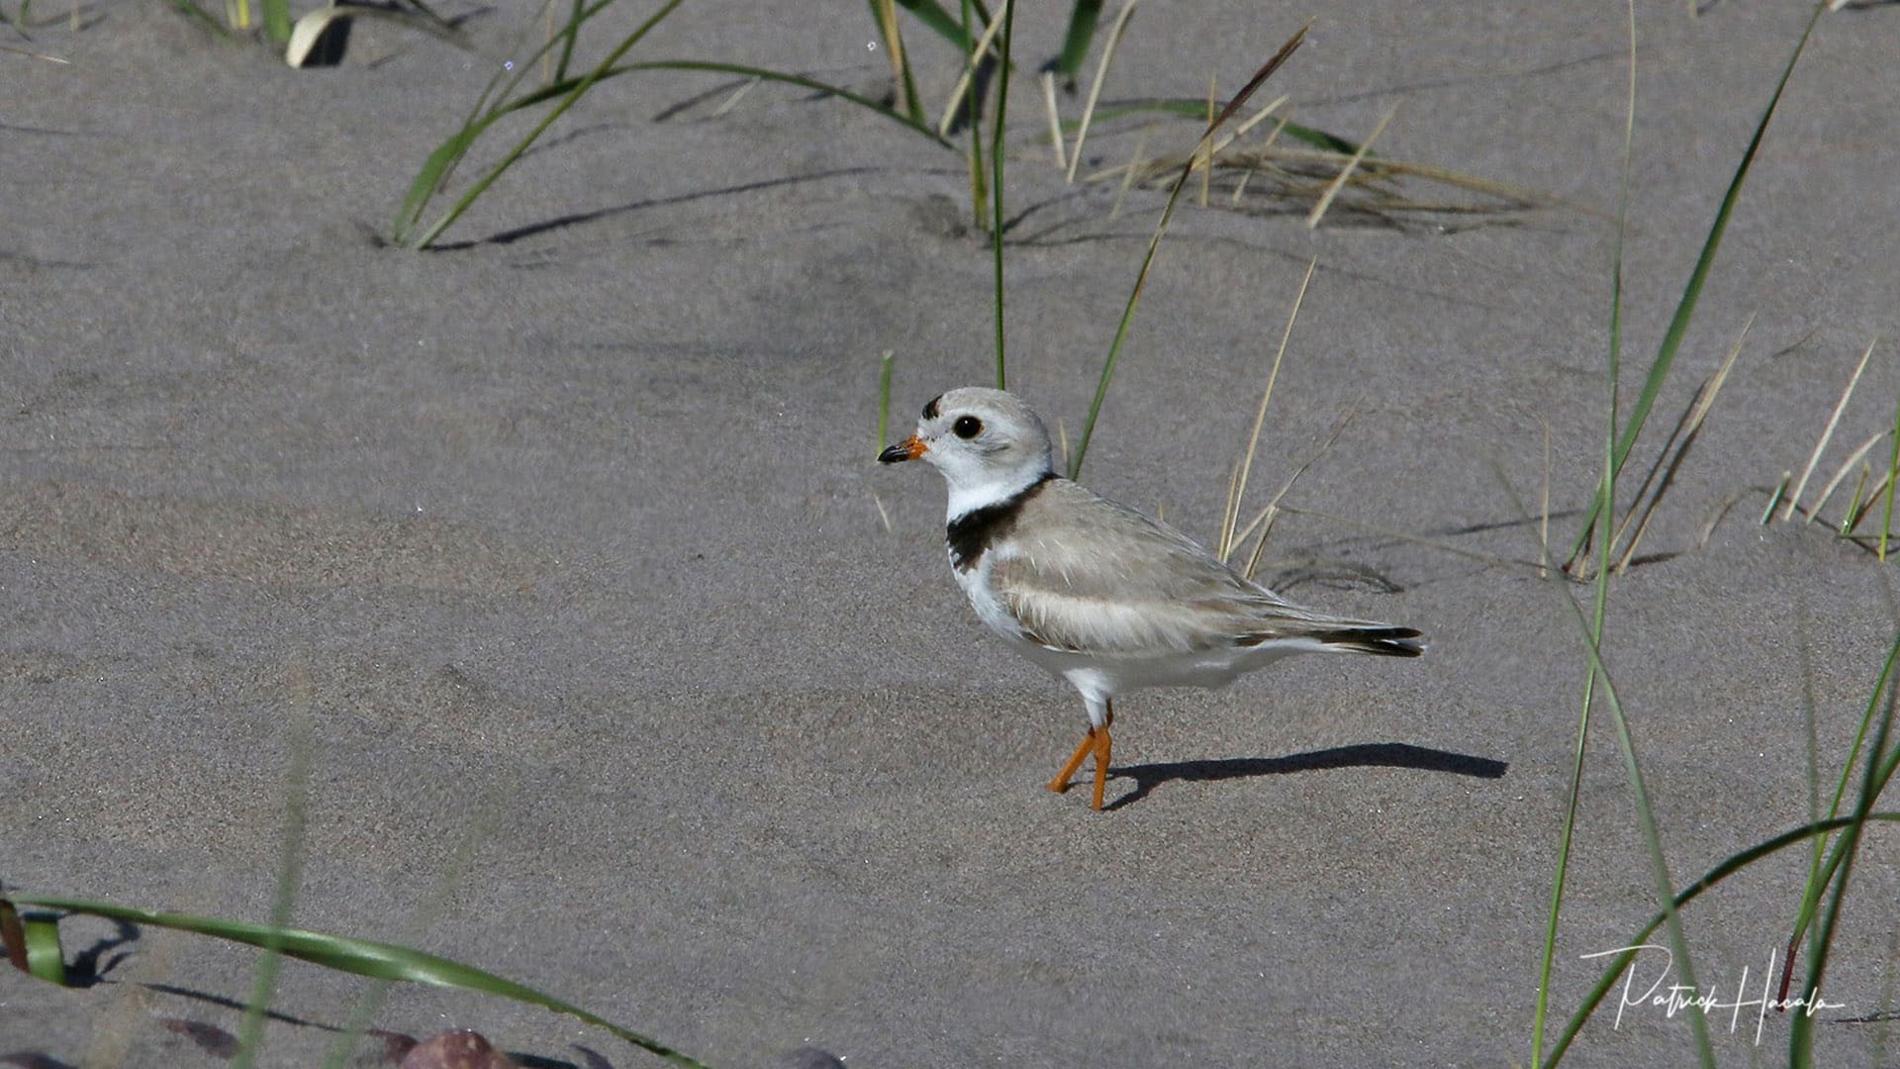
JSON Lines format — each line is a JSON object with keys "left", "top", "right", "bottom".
{"left": 879, "top": 386, "right": 1422, "bottom": 811}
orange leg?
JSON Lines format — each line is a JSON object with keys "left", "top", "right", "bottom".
{"left": 1089, "top": 725, "right": 1113, "bottom": 811}
{"left": 1047, "top": 728, "right": 1096, "bottom": 794}
{"left": 1050, "top": 699, "right": 1116, "bottom": 808}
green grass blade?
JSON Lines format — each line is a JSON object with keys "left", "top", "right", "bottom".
{"left": 877, "top": 350, "right": 896, "bottom": 452}
{"left": 893, "top": 0, "right": 976, "bottom": 51}
{"left": 1882, "top": 394, "right": 1900, "bottom": 560}
{"left": 1271, "top": 119, "right": 1358, "bottom": 154}
{"left": 961, "top": 0, "right": 988, "bottom": 228}
{"left": 1566, "top": 1, "right": 1828, "bottom": 565}
{"left": 1051, "top": 0, "right": 1103, "bottom": 85}
{"left": 20, "top": 913, "right": 66, "bottom": 983}
{"left": 1559, "top": 538, "right": 1718, "bottom": 1067}
{"left": 397, "top": 0, "right": 594, "bottom": 240}
{"left": 260, "top": 0, "right": 290, "bottom": 43}
{"left": 1785, "top": 634, "right": 1900, "bottom": 950}
{"left": 1, "top": 901, "right": 67, "bottom": 984}
{"left": 1069, "top": 24, "right": 1308, "bottom": 479}
{"left": 1532, "top": 6, "right": 1633, "bottom": 1063}
{"left": 1819, "top": 634, "right": 1900, "bottom": 848}
{"left": 392, "top": 126, "right": 486, "bottom": 245}
{"left": 1840, "top": 467, "right": 1869, "bottom": 536}
{"left": 554, "top": 0, "right": 584, "bottom": 81}
{"left": 465, "top": 0, "right": 576, "bottom": 137}
{"left": 1777, "top": 630, "right": 1900, "bottom": 1054}
{"left": 1798, "top": 596, "right": 1825, "bottom": 973}
{"left": 1544, "top": 812, "right": 1900, "bottom": 1066}
{"left": 987, "top": 0, "right": 1015, "bottom": 388}
{"left": 896, "top": 33, "right": 926, "bottom": 127}
{"left": 1790, "top": 657, "right": 1897, "bottom": 1065}
{"left": 0, "top": 893, "right": 709, "bottom": 1067}
{"left": 868, "top": 0, "right": 926, "bottom": 126}
{"left": 163, "top": 0, "right": 235, "bottom": 39}
{"left": 1500, "top": 442, "right": 1714, "bottom": 1065}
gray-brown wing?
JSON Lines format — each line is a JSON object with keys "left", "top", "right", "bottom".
{"left": 990, "top": 479, "right": 1344, "bottom": 656}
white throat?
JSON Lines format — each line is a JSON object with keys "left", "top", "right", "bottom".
{"left": 945, "top": 465, "right": 1053, "bottom": 520}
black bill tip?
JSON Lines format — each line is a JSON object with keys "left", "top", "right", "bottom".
{"left": 878, "top": 435, "right": 925, "bottom": 464}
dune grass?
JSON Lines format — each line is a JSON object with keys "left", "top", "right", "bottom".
{"left": 1050, "top": 0, "right": 1103, "bottom": 87}
{"left": 0, "top": 678, "right": 707, "bottom": 1066}
{"left": 394, "top": 0, "right": 1376, "bottom": 395}
{"left": 393, "top": 0, "right": 1392, "bottom": 406}
{"left": 868, "top": 0, "right": 925, "bottom": 125}
{"left": 19, "top": 4, "right": 1894, "bottom": 1065}
{"left": 1067, "top": 23, "right": 1308, "bottom": 480}
{"left": 1740, "top": 328, "right": 1900, "bottom": 550}
{"left": 1064, "top": 0, "right": 1138, "bottom": 185}
{"left": 1538, "top": 2, "right": 1682, "bottom": 1062}
{"left": 896, "top": 0, "right": 1013, "bottom": 385}
{"left": 392, "top": 0, "right": 959, "bottom": 249}
{"left": 874, "top": 0, "right": 1106, "bottom": 90}
{"left": 395, "top": 0, "right": 1021, "bottom": 386}
{"left": 220, "top": 0, "right": 288, "bottom": 43}
{"left": 1078, "top": 137, "right": 1551, "bottom": 230}
{"left": 1543, "top": 623, "right": 1900, "bottom": 1065}
{"left": 160, "top": 0, "right": 236, "bottom": 39}
{"left": 1513, "top": 477, "right": 1900, "bottom": 1066}
{"left": 1753, "top": 334, "right": 1900, "bottom": 547}
{"left": 4, "top": 736, "right": 706, "bottom": 1069}
{"left": 1525, "top": 17, "right": 1716, "bottom": 1060}
{"left": 2, "top": 892, "right": 710, "bottom": 1067}
{"left": 1215, "top": 255, "right": 1314, "bottom": 564}
{"left": 1542, "top": 814, "right": 1900, "bottom": 1065}
{"left": 1785, "top": 338, "right": 1877, "bottom": 522}
{"left": 1562, "top": 1, "right": 1827, "bottom": 572}
{"left": 1526, "top": 6, "right": 1896, "bottom": 1066}
{"left": 1606, "top": 316, "right": 1751, "bottom": 573}
{"left": 1784, "top": 629, "right": 1900, "bottom": 1064}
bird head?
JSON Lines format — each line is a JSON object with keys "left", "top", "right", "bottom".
{"left": 879, "top": 387, "right": 1056, "bottom": 514}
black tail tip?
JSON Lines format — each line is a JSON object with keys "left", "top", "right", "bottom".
{"left": 1317, "top": 626, "right": 1425, "bottom": 657}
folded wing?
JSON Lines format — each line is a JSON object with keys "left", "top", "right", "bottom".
{"left": 992, "top": 480, "right": 1414, "bottom": 658}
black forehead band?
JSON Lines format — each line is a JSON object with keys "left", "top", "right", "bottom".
{"left": 923, "top": 393, "right": 944, "bottom": 420}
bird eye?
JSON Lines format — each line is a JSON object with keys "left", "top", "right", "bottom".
{"left": 953, "top": 415, "right": 983, "bottom": 439}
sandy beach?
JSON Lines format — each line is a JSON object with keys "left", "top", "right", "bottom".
{"left": 5, "top": 1, "right": 1900, "bottom": 1065}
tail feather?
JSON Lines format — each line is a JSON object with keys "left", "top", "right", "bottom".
{"left": 1309, "top": 625, "right": 1424, "bottom": 658}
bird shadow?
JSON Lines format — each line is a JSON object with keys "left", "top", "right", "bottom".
{"left": 1105, "top": 741, "right": 1507, "bottom": 810}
